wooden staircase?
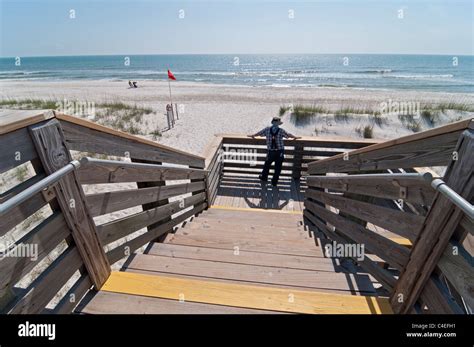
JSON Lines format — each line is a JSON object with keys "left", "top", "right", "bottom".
{"left": 77, "top": 206, "right": 392, "bottom": 314}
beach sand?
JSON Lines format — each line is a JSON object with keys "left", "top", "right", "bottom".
{"left": 1, "top": 80, "right": 473, "bottom": 156}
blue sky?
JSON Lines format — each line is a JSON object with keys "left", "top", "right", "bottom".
{"left": 1, "top": 0, "right": 472, "bottom": 57}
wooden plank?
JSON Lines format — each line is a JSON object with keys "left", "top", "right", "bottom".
{"left": 101, "top": 271, "right": 392, "bottom": 314}
{"left": 9, "top": 246, "right": 83, "bottom": 314}
{"left": 0, "top": 190, "right": 51, "bottom": 236}
{"left": 306, "top": 188, "right": 424, "bottom": 241}
{"left": 51, "top": 273, "right": 92, "bottom": 314}
{"left": 197, "top": 215, "right": 303, "bottom": 229}
{"left": 303, "top": 210, "right": 397, "bottom": 292}
{"left": 306, "top": 175, "right": 435, "bottom": 205}
{"left": 182, "top": 218, "right": 306, "bottom": 235}
{"left": 0, "top": 110, "right": 54, "bottom": 135}
{"left": 76, "top": 290, "right": 284, "bottom": 314}
{"left": 86, "top": 181, "right": 205, "bottom": 217}
{"left": 98, "top": 192, "right": 206, "bottom": 245}
{"left": 0, "top": 212, "right": 69, "bottom": 294}
{"left": 106, "top": 203, "right": 206, "bottom": 264}
{"left": 76, "top": 159, "right": 206, "bottom": 184}
{"left": 179, "top": 225, "right": 313, "bottom": 244}
{"left": 436, "top": 242, "right": 473, "bottom": 311}
{"left": 207, "top": 205, "right": 303, "bottom": 215}
{"left": 221, "top": 134, "right": 379, "bottom": 149}
{"left": 391, "top": 128, "right": 474, "bottom": 313}
{"left": 0, "top": 127, "right": 39, "bottom": 174}
{"left": 167, "top": 233, "right": 324, "bottom": 257}
{"left": 29, "top": 119, "right": 110, "bottom": 289}
{"left": 308, "top": 120, "right": 471, "bottom": 174}
{"left": 418, "top": 276, "right": 464, "bottom": 314}
{"left": 57, "top": 113, "right": 204, "bottom": 168}
{"left": 0, "top": 172, "right": 45, "bottom": 203}
{"left": 202, "top": 135, "right": 223, "bottom": 168}
{"left": 126, "top": 253, "right": 375, "bottom": 293}
{"left": 147, "top": 243, "right": 335, "bottom": 271}
{"left": 304, "top": 199, "right": 410, "bottom": 270}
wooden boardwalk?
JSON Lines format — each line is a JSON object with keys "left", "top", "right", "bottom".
{"left": 213, "top": 172, "right": 306, "bottom": 212}
{"left": 77, "top": 207, "right": 392, "bottom": 314}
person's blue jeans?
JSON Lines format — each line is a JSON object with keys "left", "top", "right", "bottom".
{"left": 260, "top": 150, "right": 284, "bottom": 185}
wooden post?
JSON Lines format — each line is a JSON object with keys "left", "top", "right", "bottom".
{"left": 390, "top": 129, "right": 474, "bottom": 313}
{"left": 29, "top": 119, "right": 110, "bottom": 289}
{"left": 292, "top": 142, "right": 303, "bottom": 180}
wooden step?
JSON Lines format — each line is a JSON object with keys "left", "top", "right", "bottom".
{"left": 147, "top": 243, "right": 338, "bottom": 271}
{"left": 100, "top": 271, "right": 392, "bottom": 314}
{"left": 76, "top": 291, "right": 283, "bottom": 314}
{"left": 205, "top": 206, "right": 303, "bottom": 219}
{"left": 124, "top": 254, "right": 375, "bottom": 294}
{"left": 182, "top": 217, "right": 306, "bottom": 232}
{"left": 177, "top": 226, "right": 315, "bottom": 244}
{"left": 166, "top": 233, "right": 324, "bottom": 257}
{"left": 192, "top": 215, "right": 303, "bottom": 229}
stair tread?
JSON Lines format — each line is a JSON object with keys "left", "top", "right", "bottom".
{"left": 125, "top": 253, "right": 376, "bottom": 294}
{"left": 165, "top": 233, "right": 324, "bottom": 257}
{"left": 147, "top": 243, "right": 339, "bottom": 272}
{"left": 77, "top": 290, "right": 283, "bottom": 314}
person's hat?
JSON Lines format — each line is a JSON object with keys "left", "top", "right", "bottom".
{"left": 271, "top": 117, "right": 283, "bottom": 125}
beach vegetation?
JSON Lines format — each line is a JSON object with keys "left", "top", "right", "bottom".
{"left": 399, "top": 114, "right": 421, "bottom": 132}
{"left": 0, "top": 98, "right": 59, "bottom": 110}
{"left": 420, "top": 109, "right": 439, "bottom": 127}
{"left": 150, "top": 129, "right": 162, "bottom": 140}
{"left": 290, "top": 105, "right": 326, "bottom": 126}
{"left": 355, "top": 125, "right": 374, "bottom": 138}
{"left": 371, "top": 113, "right": 387, "bottom": 127}
{"left": 334, "top": 112, "right": 351, "bottom": 123}
{"left": 279, "top": 106, "right": 290, "bottom": 117}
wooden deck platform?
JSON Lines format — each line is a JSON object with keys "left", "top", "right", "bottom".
{"left": 77, "top": 207, "right": 392, "bottom": 314}
{"left": 213, "top": 173, "right": 306, "bottom": 212}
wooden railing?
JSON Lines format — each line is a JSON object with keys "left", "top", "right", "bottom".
{"left": 0, "top": 111, "right": 208, "bottom": 314}
{"left": 304, "top": 119, "right": 473, "bottom": 314}
{"left": 217, "top": 134, "right": 379, "bottom": 180}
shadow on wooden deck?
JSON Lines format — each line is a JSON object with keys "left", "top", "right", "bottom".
{"left": 213, "top": 173, "right": 306, "bottom": 211}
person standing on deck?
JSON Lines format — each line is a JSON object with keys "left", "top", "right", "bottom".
{"left": 248, "top": 117, "right": 300, "bottom": 186}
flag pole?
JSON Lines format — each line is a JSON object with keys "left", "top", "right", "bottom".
{"left": 168, "top": 76, "right": 175, "bottom": 124}
{"left": 168, "top": 77, "right": 173, "bottom": 108}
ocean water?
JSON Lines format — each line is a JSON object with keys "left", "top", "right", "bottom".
{"left": 0, "top": 54, "right": 473, "bottom": 93}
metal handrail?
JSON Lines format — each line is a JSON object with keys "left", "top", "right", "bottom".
{"left": 424, "top": 174, "right": 474, "bottom": 220}
{"left": 0, "top": 160, "right": 81, "bottom": 215}
{"left": 0, "top": 157, "right": 209, "bottom": 216}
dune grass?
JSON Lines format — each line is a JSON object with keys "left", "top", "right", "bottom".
{"left": 398, "top": 114, "right": 422, "bottom": 132}
{"left": 0, "top": 98, "right": 59, "bottom": 109}
{"left": 355, "top": 125, "right": 374, "bottom": 138}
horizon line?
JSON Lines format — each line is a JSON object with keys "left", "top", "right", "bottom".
{"left": 1, "top": 52, "right": 474, "bottom": 59}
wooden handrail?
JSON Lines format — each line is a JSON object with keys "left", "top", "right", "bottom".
{"left": 308, "top": 118, "right": 473, "bottom": 174}
{"left": 56, "top": 112, "right": 205, "bottom": 168}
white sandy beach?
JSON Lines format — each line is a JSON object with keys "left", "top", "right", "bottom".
{"left": 1, "top": 80, "right": 473, "bottom": 156}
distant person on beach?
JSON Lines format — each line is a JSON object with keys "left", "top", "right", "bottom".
{"left": 128, "top": 80, "right": 138, "bottom": 88}
{"left": 249, "top": 117, "right": 300, "bottom": 186}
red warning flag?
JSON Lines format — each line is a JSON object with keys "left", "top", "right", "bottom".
{"left": 168, "top": 69, "right": 176, "bottom": 80}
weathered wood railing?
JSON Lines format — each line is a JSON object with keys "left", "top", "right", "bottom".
{"left": 217, "top": 134, "right": 378, "bottom": 180}
{"left": 304, "top": 119, "right": 473, "bottom": 314}
{"left": 0, "top": 111, "right": 208, "bottom": 314}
